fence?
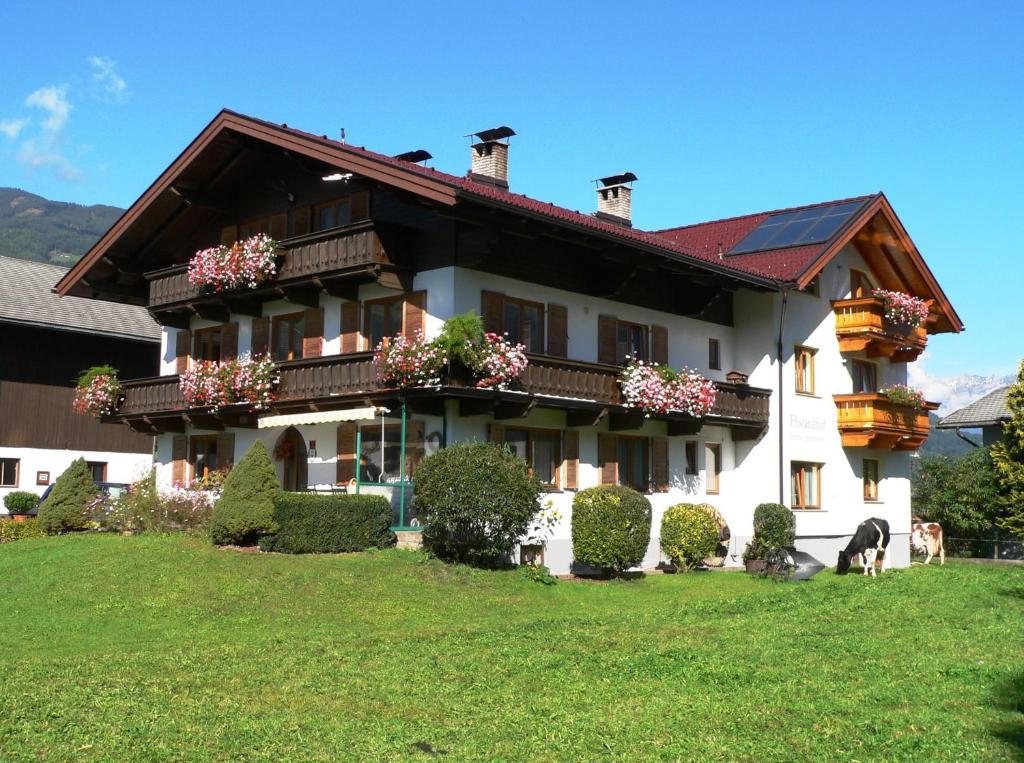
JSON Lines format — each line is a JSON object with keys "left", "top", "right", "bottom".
{"left": 945, "top": 535, "right": 1023, "bottom": 561}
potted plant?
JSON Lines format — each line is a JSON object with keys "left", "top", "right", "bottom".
{"left": 72, "top": 365, "right": 121, "bottom": 418}
{"left": 4, "top": 490, "right": 40, "bottom": 521}
{"left": 187, "top": 233, "right": 279, "bottom": 292}
{"left": 619, "top": 357, "right": 717, "bottom": 418}
{"left": 872, "top": 288, "right": 930, "bottom": 332}
{"left": 744, "top": 502, "right": 796, "bottom": 575}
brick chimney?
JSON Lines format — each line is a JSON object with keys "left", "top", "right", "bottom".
{"left": 595, "top": 172, "right": 637, "bottom": 228}
{"left": 468, "top": 126, "right": 515, "bottom": 189}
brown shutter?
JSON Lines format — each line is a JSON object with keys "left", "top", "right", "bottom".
{"left": 171, "top": 435, "right": 188, "bottom": 486}
{"left": 302, "top": 308, "right": 324, "bottom": 358}
{"left": 405, "top": 419, "right": 425, "bottom": 475}
{"left": 651, "top": 325, "right": 668, "bottom": 365}
{"left": 336, "top": 423, "right": 357, "bottom": 483}
{"left": 598, "top": 433, "right": 617, "bottom": 485}
{"left": 221, "top": 322, "right": 239, "bottom": 361}
{"left": 220, "top": 225, "right": 237, "bottom": 245}
{"left": 251, "top": 317, "right": 270, "bottom": 356}
{"left": 651, "top": 436, "right": 669, "bottom": 492}
{"left": 598, "top": 315, "right": 618, "bottom": 365}
{"left": 340, "top": 300, "right": 360, "bottom": 353}
{"left": 350, "top": 191, "right": 370, "bottom": 222}
{"left": 488, "top": 423, "right": 504, "bottom": 444}
{"left": 175, "top": 330, "right": 191, "bottom": 374}
{"left": 269, "top": 212, "right": 288, "bottom": 241}
{"left": 547, "top": 304, "right": 568, "bottom": 357}
{"left": 216, "top": 433, "right": 236, "bottom": 472}
{"left": 481, "top": 290, "right": 505, "bottom": 335}
{"left": 404, "top": 290, "right": 427, "bottom": 338}
{"left": 291, "top": 207, "right": 311, "bottom": 237}
{"left": 563, "top": 430, "right": 579, "bottom": 490}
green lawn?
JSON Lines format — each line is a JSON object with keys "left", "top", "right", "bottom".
{"left": 0, "top": 535, "right": 1021, "bottom": 761}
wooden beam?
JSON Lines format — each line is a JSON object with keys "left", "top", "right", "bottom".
{"left": 125, "top": 419, "right": 159, "bottom": 435}
{"left": 407, "top": 397, "right": 446, "bottom": 417}
{"left": 275, "top": 285, "right": 320, "bottom": 308}
{"left": 666, "top": 419, "right": 703, "bottom": 437}
{"left": 376, "top": 268, "right": 415, "bottom": 292}
{"left": 315, "top": 276, "right": 360, "bottom": 300}
{"left": 608, "top": 411, "right": 645, "bottom": 432}
{"left": 567, "top": 408, "right": 608, "bottom": 428}
{"left": 494, "top": 399, "right": 536, "bottom": 420}
{"left": 191, "top": 303, "right": 231, "bottom": 322}
{"left": 144, "top": 415, "right": 185, "bottom": 433}
{"left": 184, "top": 413, "right": 225, "bottom": 431}
{"left": 458, "top": 397, "right": 496, "bottom": 417}
{"left": 150, "top": 310, "right": 191, "bottom": 329}
{"left": 730, "top": 425, "right": 765, "bottom": 442}
{"left": 221, "top": 297, "right": 262, "bottom": 317}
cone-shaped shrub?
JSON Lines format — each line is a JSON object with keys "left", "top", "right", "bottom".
{"left": 660, "top": 503, "right": 719, "bottom": 570}
{"left": 37, "top": 457, "right": 98, "bottom": 534}
{"left": 210, "top": 440, "right": 280, "bottom": 545}
{"left": 571, "top": 485, "right": 652, "bottom": 575}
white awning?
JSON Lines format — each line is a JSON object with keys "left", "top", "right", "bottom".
{"left": 257, "top": 406, "right": 389, "bottom": 429}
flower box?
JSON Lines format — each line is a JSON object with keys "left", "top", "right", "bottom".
{"left": 72, "top": 367, "right": 121, "bottom": 418}
{"left": 872, "top": 288, "right": 929, "bottom": 328}
{"left": 179, "top": 354, "right": 279, "bottom": 413}
{"left": 187, "top": 234, "right": 278, "bottom": 292}
{"left": 619, "top": 358, "right": 716, "bottom": 418}
{"left": 374, "top": 332, "right": 446, "bottom": 388}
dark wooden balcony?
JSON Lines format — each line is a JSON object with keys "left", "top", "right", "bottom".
{"left": 116, "top": 353, "right": 771, "bottom": 436}
{"left": 833, "top": 392, "right": 938, "bottom": 450}
{"left": 146, "top": 221, "right": 411, "bottom": 324}
{"left": 832, "top": 296, "right": 928, "bottom": 362}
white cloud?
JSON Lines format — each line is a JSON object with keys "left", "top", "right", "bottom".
{"left": 88, "top": 56, "right": 128, "bottom": 102}
{"left": 0, "top": 117, "right": 29, "bottom": 140}
{"left": 25, "top": 85, "right": 71, "bottom": 133}
{"left": 909, "top": 350, "right": 1014, "bottom": 414}
{"left": 17, "top": 137, "right": 82, "bottom": 182}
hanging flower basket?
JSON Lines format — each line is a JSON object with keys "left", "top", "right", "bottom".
{"left": 72, "top": 366, "right": 121, "bottom": 418}
{"left": 872, "top": 288, "right": 929, "bottom": 328}
{"left": 179, "top": 354, "right": 279, "bottom": 413}
{"left": 187, "top": 233, "right": 278, "bottom": 292}
{"left": 471, "top": 332, "right": 529, "bottom": 390}
{"left": 374, "top": 331, "right": 447, "bottom": 388}
{"left": 879, "top": 384, "right": 927, "bottom": 410}
{"left": 619, "top": 357, "right": 716, "bottom": 418}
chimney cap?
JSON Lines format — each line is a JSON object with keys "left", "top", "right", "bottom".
{"left": 468, "top": 126, "right": 516, "bottom": 143}
{"left": 595, "top": 172, "right": 638, "bottom": 187}
{"left": 393, "top": 149, "right": 433, "bottom": 164}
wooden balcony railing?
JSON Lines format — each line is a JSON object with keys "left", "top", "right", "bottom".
{"left": 833, "top": 392, "right": 938, "bottom": 450}
{"left": 146, "top": 221, "right": 399, "bottom": 309}
{"left": 832, "top": 297, "right": 928, "bottom": 362}
{"left": 117, "top": 353, "right": 771, "bottom": 432}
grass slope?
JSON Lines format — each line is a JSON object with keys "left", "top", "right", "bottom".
{"left": 0, "top": 535, "right": 1021, "bottom": 761}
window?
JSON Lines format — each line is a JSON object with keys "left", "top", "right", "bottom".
{"left": 616, "top": 436, "right": 648, "bottom": 493}
{"left": 87, "top": 462, "right": 107, "bottom": 482}
{"left": 795, "top": 346, "right": 816, "bottom": 395}
{"left": 863, "top": 459, "right": 879, "bottom": 501}
{"left": 238, "top": 217, "right": 270, "bottom": 238}
{"left": 193, "top": 326, "right": 223, "bottom": 362}
{"left": 708, "top": 338, "right": 721, "bottom": 370}
{"left": 190, "top": 436, "right": 220, "bottom": 481}
{"left": 850, "top": 269, "right": 873, "bottom": 298}
{"left": 684, "top": 441, "right": 698, "bottom": 476}
{"left": 791, "top": 462, "right": 821, "bottom": 509}
{"left": 616, "top": 321, "right": 648, "bottom": 362}
{"left": 705, "top": 443, "right": 721, "bottom": 494}
{"left": 272, "top": 312, "right": 306, "bottom": 361}
{"left": 358, "top": 424, "right": 424, "bottom": 483}
{"left": 313, "top": 192, "right": 369, "bottom": 232}
{"left": 503, "top": 428, "right": 560, "bottom": 487}
{"left": 850, "top": 359, "right": 878, "bottom": 393}
{"left": 0, "top": 458, "right": 19, "bottom": 487}
{"left": 364, "top": 295, "right": 405, "bottom": 350}
{"left": 503, "top": 297, "right": 545, "bottom": 353}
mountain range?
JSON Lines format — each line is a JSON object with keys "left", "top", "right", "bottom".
{"left": 0, "top": 187, "right": 123, "bottom": 267}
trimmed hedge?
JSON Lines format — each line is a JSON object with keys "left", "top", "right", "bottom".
{"left": 258, "top": 493, "right": 396, "bottom": 554}
{"left": 753, "top": 502, "right": 796, "bottom": 547}
{"left": 660, "top": 503, "right": 719, "bottom": 570}
{"left": 0, "top": 518, "right": 43, "bottom": 543}
{"left": 210, "top": 441, "right": 279, "bottom": 546}
{"left": 4, "top": 491, "right": 40, "bottom": 514}
{"left": 37, "top": 458, "right": 97, "bottom": 534}
{"left": 571, "top": 485, "right": 652, "bottom": 574}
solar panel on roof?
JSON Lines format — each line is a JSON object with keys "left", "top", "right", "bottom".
{"left": 728, "top": 200, "right": 867, "bottom": 255}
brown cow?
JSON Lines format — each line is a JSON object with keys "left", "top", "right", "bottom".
{"left": 911, "top": 522, "right": 945, "bottom": 565}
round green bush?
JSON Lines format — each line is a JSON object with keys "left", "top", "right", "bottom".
{"left": 415, "top": 441, "right": 541, "bottom": 568}
{"left": 210, "top": 441, "right": 280, "bottom": 546}
{"left": 571, "top": 485, "right": 652, "bottom": 574}
{"left": 4, "top": 491, "right": 40, "bottom": 514}
{"left": 37, "top": 458, "right": 98, "bottom": 534}
{"left": 660, "top": 503, "right": 719, "bottom": 570}
{"left": 753, "top": 502, "right": 796, "bottom": 548}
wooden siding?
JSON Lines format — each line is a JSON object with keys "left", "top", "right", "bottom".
{"left": 0, "top": 381, "right": 153, "bottom": 453}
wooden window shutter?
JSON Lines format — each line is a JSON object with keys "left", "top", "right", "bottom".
{"left": 405, "top": 419, "right": 425, "bottom": 475}
{"left": 269, "top": 212, "right": 288, "bottom": 241}
{"left": 336, "top": 423, "right": 357, "bottom": 483}
{"left": 340, "top": 300, "right": 360, "bottom": 354}
{"left": 481, "top": 290, "right": 505, "bottom": 335}
{"left": 221, "top": 322, "right": 239, "bottom": 361}
{"left": 175, "top": 330, "right": 191, "bottom": 374}
{"left": 220, "top": 225, "right": 237, "bottom": 245}
{"left": 216, "top": 433, "right": 236, "bottom": 472}
{"left": 597, "top": 315, "right": 618, "bottom": 365}
{"left": 547, "top": 304, "right": 568, "bottom": 357}
{"left": 563, "top": 430, "right": 579, "bottom": 490}
{"left": 650, "top": 325, "right": 668, "bottom": 365}
{"left": 350, "top": 191, "right": 370, "bottom": 222}
{"left": 291, "top": 207, "right": 311, "bottom": 237}
{"left": 488, "top": 423, "right": 504, "bottom": 444}
{"left": 302, "top": 308, "right": 324, "bottom": 358}
{"left": 598, "top": 433, "right": 617, "bottom": 485}
{"left": 404, "top": 291, "right": 427, "bottom": 338}
{"left": 651, "top": 436, "right": 669, "bottom": 492}
{"left": 171, "top": 434, "right": 188, "bottom": 486}
{"left": 251, "top": 317, "right": 270, "bottom": 356}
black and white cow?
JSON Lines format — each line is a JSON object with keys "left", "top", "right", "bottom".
{"left": 836, "top": 518, "right": 891, "bottom": 576}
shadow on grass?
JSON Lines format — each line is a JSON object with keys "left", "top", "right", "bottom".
{"left": 992, "top": 672, "right": 1024, "bottom": 755}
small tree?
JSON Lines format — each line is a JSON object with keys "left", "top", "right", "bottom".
{"left": 660, "top": 503, "right": 719, "bottom": 571}
{"left": 992, "top": 360, "right": 1024, "bottom": 537}
{"left": 571, "top": 485, "right": 652, "bottom": 575}
{"left": 913, "top": 449, "right": 1007, "bottom": 537}
{"left": 744, "top": 502, "right": 795, "bottom": 561}
{"left": 210, "top": 441, "right": 280, "bottom": 545}
{"left": 37, "top": 458, "right": 98, "bottom": 534}
{"left": 416, "top": 441, "right": 541, "bottom": 567}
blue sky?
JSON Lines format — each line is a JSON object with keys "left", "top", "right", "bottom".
{"left": 1, "top": 1, "right": 1021, "bottom": 384}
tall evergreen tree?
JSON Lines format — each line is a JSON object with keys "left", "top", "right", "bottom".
{"left": 37, "top": 457, "right": 99, "bottom": 534}
{"left": 210, "top": 441, "right": 280, "bottom": 545}
{"left": 992, "top": 359, "right": 1024, "bottom": 537}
